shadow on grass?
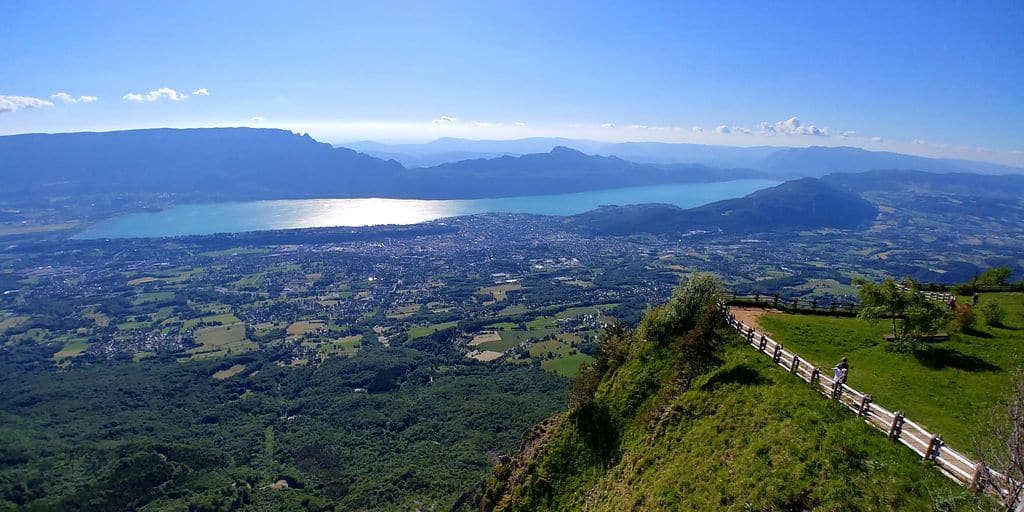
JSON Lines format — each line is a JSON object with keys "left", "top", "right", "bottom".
{"left": 702, "top": 364, "right": 768, "bottom": 390}
{"left": 913, "top": 347, "right": 1001, "bottom": 372}
{"left": 962, "top": 328, "right": 993, "bottom": 339}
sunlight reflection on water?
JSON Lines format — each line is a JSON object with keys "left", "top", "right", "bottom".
{"left": 76, "top": 179, "right": 779, "bottom": 239}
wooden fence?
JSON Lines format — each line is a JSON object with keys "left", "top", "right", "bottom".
{"left": 726, "top": 292, "right": 860, "bottom": 315}
{"left": 723, "top": 307, "right": 1019, "bottom": 508}
{"left": 895, "top": 284, "right": 955, "bottom": 304}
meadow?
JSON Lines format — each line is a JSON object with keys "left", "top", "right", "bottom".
{"left": 757, "top": 292, "right": 1024, "bottom": 448}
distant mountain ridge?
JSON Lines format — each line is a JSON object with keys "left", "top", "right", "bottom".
{"left": 344, "top": 137, "right": 1023, "bottom": 176}
{"left": 0, "top": 129, "right": 767, "bottom": 202}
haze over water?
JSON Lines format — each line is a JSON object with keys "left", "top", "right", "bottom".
{"left": 77, "top": 180, "right": 779, "bottom": 239}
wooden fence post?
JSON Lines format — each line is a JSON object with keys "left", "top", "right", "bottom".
{"left": 758, "top": 334, "right": 767, "bottom": 352}
{"left": 773, "top": 294, "right": 779, "bottom": 308}
{"left": 923, "top": 435, "right": 942, "bottom": 461}
{"left": 772, "top": 344, "right": 782, "bottom": 363}
{"left": 810, "top": 367, "right": 820, "bottom": 385}
{"left": 888, "top": 411, "right": 905, "bottom": 438}
{"left": 969, "top": 462, "right": 986, "bottom": 491}
{"left": 857, "top": 394, "right": 872, "bottom": 417}
{"left": 790, "top": 355, "right": 800, "bottom": 374}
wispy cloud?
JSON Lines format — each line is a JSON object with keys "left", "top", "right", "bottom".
{"left": 50, "top": 92, "right": 98, "bottom": 104}
{"left": 251, "top": 116, "right": 264, "bottom": 124}
{"left": 691, "top": 126, "right": 704, "bottom": 133}
{"left": 432, "top": 115, "right": 457, "bottom": 125}
{"left": 192, "top": 88, "right": 210, "bottom": 96}
{"left": 0, "top": 94, "right": 54, "bottom": 115}
{"left": 600, "top": 122, "right": 615, "bottom": 128}
{"left": 514, "top": 121, "right": 526, "bottom": 127}
{"left": 122, "top": 87, "right": 189, "bottom": 103}
{"left": 715, "top": 125, "right": 731, "bottom": 134}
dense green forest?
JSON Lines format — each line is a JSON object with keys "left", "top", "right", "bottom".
{"left": 470, "top": 275, "right": 993, "bottom": 511}
{"left": 0, "top": 336, "right": 566, "bottom": 511}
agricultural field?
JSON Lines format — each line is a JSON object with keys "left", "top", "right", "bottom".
{"left": 315, "top": 335, "right": 362, "bottom": 357}
{"left": 478, "top": 282, "right": 523, "bottom": 301}
{"left": 756, "top": 292, "right": 1024, "bottom": 448}
{"left": 408, "top": 321, "right": 458, "bottom": 340}
{"left": 188, "top": 323, "right": 256, "bottom": 360}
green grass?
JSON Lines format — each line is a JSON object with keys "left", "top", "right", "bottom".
{"left": 488, "top": 340, "right": 988, "bottom": 511}
{"left": 182, "top": 313, "right": 240, "bottom": 331}
{"left": 117, "top": 320, "right": 153, "bottom": 331}
{"left": 757, "top": 292, "right": 1024, "bottom": 448}
{"left": 318, "top": 335, "right": 363, "bottom": 357}
{"left": 189, "top": 323, "right": 256, "bottom": 359}
{"left": 554, "top": 303, "right": 619, "bottom": 319}
{"left": 408, "top": 321, "right": 458, "bottom": 340}
{"left": 540, "top": 354, "right": 593, "bottom": 378}
{"left": 132, "top": 291, "right": 174, "bottom": 305}
{"left": 478, "top": 328, "right": 557, "bottom": 353}
{"left": 498, "top": 304, "right": 528, "bottom": 316}
{"left": 525, "top": 316, "right": 554, "bottom": 330}
{"left": 0, "top": 315, "right": 28, "bottom": 333}
{"left": 52, "top": 340, "right": 90, "bottom": 360}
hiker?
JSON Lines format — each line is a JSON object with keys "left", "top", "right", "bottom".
{"left": 972, "top": 292, "right": 980, "bottom": 306}
{"left": 832, "top": 357, "right": 849, "bottom": 396}
{"left": 947, "top": 296, "right": 957, "bottom": 311}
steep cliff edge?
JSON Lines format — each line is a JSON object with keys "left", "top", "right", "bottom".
{"left": 458, "top": 276, "right": 989, "bottom": 511}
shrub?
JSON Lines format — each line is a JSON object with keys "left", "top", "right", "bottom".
{"left": 979, "top": 303, "right": 1006, "bottom": 327}
{"left": 950, "top": 304, "right": 976, "bottom": 333}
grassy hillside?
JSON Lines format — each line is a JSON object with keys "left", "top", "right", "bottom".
{"left": 471, "top": 277, "right": 992, "bottom": 511}
{"left": 757, "top": 292, "right": 1024, "bottom": 449}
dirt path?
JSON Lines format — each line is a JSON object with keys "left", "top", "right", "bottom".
{"left": 728, "top": 306, "right": 781, "bottom": 332}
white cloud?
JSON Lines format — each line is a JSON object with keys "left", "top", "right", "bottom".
{"left": 514, "top": 121, "right": 526, "bottom": 127}
{"left": 626, "top": 124, "right": 649, "bottom": 130}
{"left": 600, "top": 122, "right": 615, "bottom": 129}
{"left": 715, "top": 125, "right": 731, "bottom": 134}
{"left": 193, "top": 88, "right": 210, "bottom": 96}
{"left": 431, "top": 115, "right": 457, "bottom": 125}
{"left": 758, "top": 116, "right": 831, "bottom": 136}
{"left": 691, "top": 126, "right": 704, "bottom": 133}
{"left": 50, "top": 92, "right": 99, "bottom": 104}
{"left": 0, "top": 95, "right": 54, "bottom": 114}
{"left": 122, "top": 87, "right": 189, "bottom": 103}
{"left": 473, "top": 121, "right": 493, "bottom": 127}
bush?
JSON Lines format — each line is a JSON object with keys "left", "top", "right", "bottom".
{"left": 950, "top": 304, "right": 976, "bottom": 333}
{"left": 979, "top": 303, "right": 1006, "bottom": 327}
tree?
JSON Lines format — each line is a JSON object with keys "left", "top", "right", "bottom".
{"left": 855, "top": 277, "right": 950, "bottom": 352}
{"left": 977, "top": 376, "right": 1024, "bottom": 509}
{"left": 980, "top": 303, "right": 1007, "bottom": 327}
{"left": 977, "top": 267, "right": 1013, "bottom": 287}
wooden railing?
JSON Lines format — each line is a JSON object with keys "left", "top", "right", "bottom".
{"left": 895, "top": 284, "right": 955, "bottom": 304}
{"left": 723, "top": 307, "right": 1018, "bottom": 508}
{"left": 726, "top": 292, "right": 859, "bottom": 315}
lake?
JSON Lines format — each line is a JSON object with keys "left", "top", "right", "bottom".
{"left": 76, "top": 179, "right": 780, "bottom": 239}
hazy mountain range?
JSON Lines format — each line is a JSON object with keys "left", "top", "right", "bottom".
{"left": 343, "top": 137, "right": 1024, "bottom": 176}
{"left": 1, "top": 128, "right": 1021, "bottom": 205}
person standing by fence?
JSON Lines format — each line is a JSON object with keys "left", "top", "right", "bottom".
{"left": 832, "top": 357, "right": 849, "bottom": 396}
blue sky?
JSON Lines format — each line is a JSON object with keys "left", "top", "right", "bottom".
{"left": 2, "top": 1, "right": 1022, "bottom": 165}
